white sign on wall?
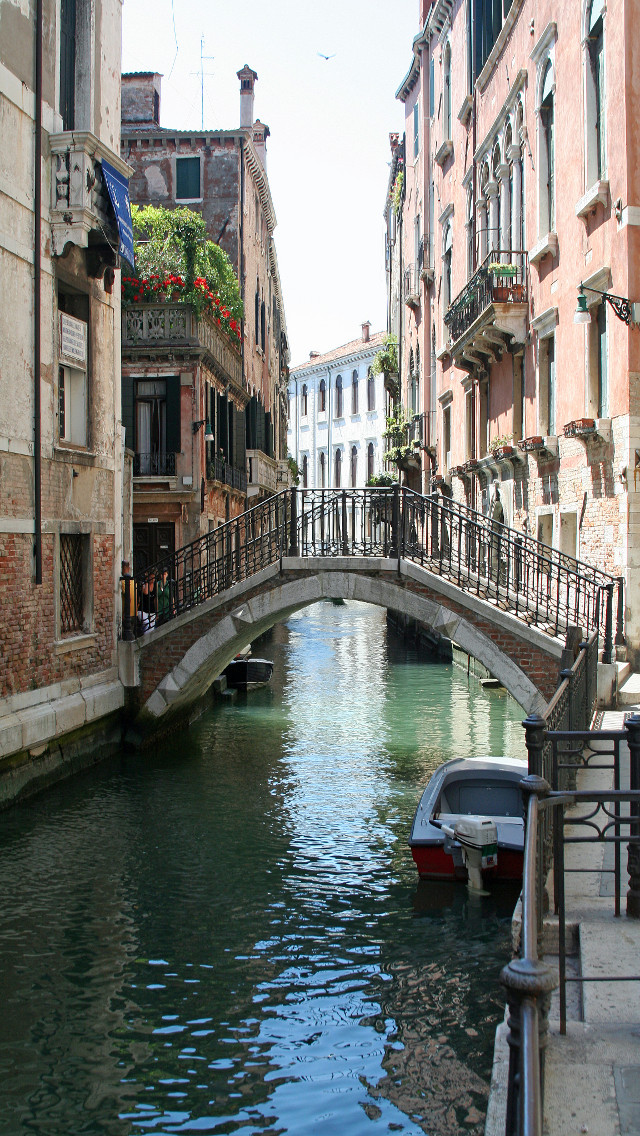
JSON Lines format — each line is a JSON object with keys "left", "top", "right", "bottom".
{"left": 59, "top": 312, "right": 87, "bottom": 369}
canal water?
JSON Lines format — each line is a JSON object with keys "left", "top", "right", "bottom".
{"left": 0, "top": 601, "right": 527, "bottom": 1136}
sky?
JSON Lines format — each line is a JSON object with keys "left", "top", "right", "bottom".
{"left": 121, "top": 0, "right": 419, "bottom": 367}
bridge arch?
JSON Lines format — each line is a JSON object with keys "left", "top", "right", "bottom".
{"left": 129, "top": 559, "right": 557, "bottom": 729}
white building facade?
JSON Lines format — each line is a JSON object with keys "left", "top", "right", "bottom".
{"left": 288, "top": 326, "right": 388, "bottom": 489}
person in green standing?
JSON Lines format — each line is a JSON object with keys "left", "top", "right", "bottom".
{"left": 155, "top": 567, "right": 174, "bottom": 626}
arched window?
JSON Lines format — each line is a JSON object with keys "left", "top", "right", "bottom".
{"left": 334, "top": 447, "right": 342, "bottom": 488}
{"left": 443, "top": 42, "right": 452, "bottom": 141}
{"left": 443, "top": 221, "right": 453, "bottom": 313}
{"left": 351, "top": 370, "right": 359, "bottom": 414}
{"left": 302, "top": 454, "right": 308, "bottom": 488}
{"left": 319, "top": 450, "right": 326, "bottom": 487}
{"left": 351, "top": 445, "right": 358, "bottom": 487}
{"left": 466, "top": 185, "right": 474, "bottom": 278}
{"left": 585, "top": 0, "right": 605, "bottom": 186}
{"left": 301, "top": 384, "right": 308, "bottom": 416}
{"left": 335, "top": 375, "right": 343, "bottom": 418}
{"left": 367, "top": 442, "right": 375, "bottom": 483}
{"left": 367, "top": 367, "right": 375, "bottom": 411}
{"left": 319, "top": 378, "right": 326, "bottom": 412}
{"left": 539, "top": 60, "right": 555, "bottom": 233}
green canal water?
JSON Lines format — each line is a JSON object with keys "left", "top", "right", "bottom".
{"left": 0, "top": 601, "right": 527, "bottom": 1136}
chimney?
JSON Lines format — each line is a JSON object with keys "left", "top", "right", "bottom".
{"left": 309, "top": 351, "right": 320, "bottom": 359}
{"left": 122, "top": 72, "right": 162, "bottom": 127}
{"left": 237, "top": 64, "right": 258, "bottom": 127}
{"left": 362, "top": 322, "right": 371, "bottom": 343}
{"left": 252, "top": 119, "right": 270, "bottom": 171}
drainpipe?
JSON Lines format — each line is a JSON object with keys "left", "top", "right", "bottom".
{"left": 34, "top": 0, "right": 43, "bottom": 584}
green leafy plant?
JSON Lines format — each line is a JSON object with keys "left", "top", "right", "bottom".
{"left": 391, "top": 170, "right": 404, "bottom": 215}
{"left": 287, "top": 455, "right": 300, "bottom": 486}
{"left": 122, "top": 205, "right": 243, "bottom": 339}
{"left": 366, "top": 473, "right": 397, "bottom": 487}
{"left": 488, "top": 432, "right": 515, "bottom": 453}
{"left": 383, "top": 444, "right": 413, "bottom": 465}
{"left": 371, "top": 334, "right": 399, "bottom": 377}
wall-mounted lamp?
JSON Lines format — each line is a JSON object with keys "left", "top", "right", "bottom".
{"left": 193, "top": 419, "right": 214, "bottom": 441}
{"left": 574, "top": 283, "right": 640, "bottom": 326}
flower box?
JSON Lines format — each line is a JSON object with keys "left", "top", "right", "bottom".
{"left": 564, "top": 418, "right": 596, "bottom": 438}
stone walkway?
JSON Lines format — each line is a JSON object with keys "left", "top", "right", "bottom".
{"left": 486, "top": 709, "right": 640, "bottom": 1136}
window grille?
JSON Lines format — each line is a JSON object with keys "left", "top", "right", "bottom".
{"left": 60, "top": 534, "right": 84, "bottom": 635}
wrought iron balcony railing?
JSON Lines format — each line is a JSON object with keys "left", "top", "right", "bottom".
{"left": 403, "top": 263, "right": 420, "bottom": 305}
{"left": 134, "top": 452, "right": 177, "bottom": 477}
{"left": 206, "top": 455, "right": 248, "bottom": 493}
{"left": 444, "top": 250, "right": 528, "bottom": 346}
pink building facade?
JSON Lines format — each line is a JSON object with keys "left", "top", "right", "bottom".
{"left": 388, "top": 0, "right": 640, "bottom": 662}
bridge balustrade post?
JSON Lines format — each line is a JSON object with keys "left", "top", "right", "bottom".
{"left": 624, "top": 713, "right": 640, "bottom": 918}
{"left": 288, "top": 488, "right": 299, "bottom": 557}
{"left": 615, "top": 576, "right": 626, "bottom": 650}
{"left": 389, "top": 484, "right": 400, "bottom": 559}
{"left": 602, "top": 581, "right": 614, "bottom": 664}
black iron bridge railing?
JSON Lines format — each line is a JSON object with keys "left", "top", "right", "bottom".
{"left": 120, "top": 486, "right": 624, "bottom": 655}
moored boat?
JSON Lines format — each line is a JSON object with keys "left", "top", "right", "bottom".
{"left": 223, "top": 656, "right": 274, "bottom": 690}
{"left": 409, "top": 756, "right": 527, "bottom": 884}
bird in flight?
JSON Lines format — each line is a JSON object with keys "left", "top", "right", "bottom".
{"left": 318, "top": 52, "right": 335, "bottom": 60}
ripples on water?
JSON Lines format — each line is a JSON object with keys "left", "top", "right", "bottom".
{"left": 0, "top": 601, "right": 526, "bottom": 1136}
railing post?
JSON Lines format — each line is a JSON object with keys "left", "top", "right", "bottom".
{"left": 602, "top": 581, "right": 614, "bottom": 664}
{"left": 288, "top": 488, "right": 299, "bottom": 556}
{"left": 120, "top": 561, "right": 135, "bottom": 641}
{"left": 389, "top": 484, "right": 401, "bottom": 559}
{"left": 523, "top": 713, "right": 546, "bottom": 780}
{"left": 523, "top": 712, "right": 551, "bottom": 927}
{"left": 615, "top": 575, "right": 626, "bottom": 649}
{"left": 341, "top": 491, "right": 349, "bottom": 556}
{"left": 625, "top": 712, "right": 640, "bottom": 918}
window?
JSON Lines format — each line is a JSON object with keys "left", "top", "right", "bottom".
{"left": 58, "top": 303, "right": 88, "bottom": 447}
{"left": 413, "top": 100, "right": 420, "bottom": 159}
{"left": 301, "top": 384, "right": 308, "bottom": 416}
{"left": 135, "top": 377, "right": 181, "bottom": 474}
{"left": 443, "top": 406, "right": 451, "bottom": 469}
{"left": 443, "top": 43, "right": 452, "bottom": 140}
{"left": 351, "top": 446, "right": 358, "bottom": 487}
{"left": 538, "top": 334, "right": 556, "bottom": 436}
{"left": 473, "top": 0, "right": 515, "bottom": 80}
{"left": 586, "top": 0, "right": 606, "bottom": 185}
{"left": 335, "top": 375, "right": 343, "bottom": 418}
{"left": 319, "top": 450, "right": 326, "bottom": 487}
{"left": 429, "top": 57, "right": 435, "bottom": 117}
{"left": 260, "top": 300, "right": 266, "bottom": 352}
{"left": 367, "top": 368, "right": 375, "bottom": 411}
{"left": 59, "top": 532, "right": 89, "bottom": 636}
{"left": 302, "top": 454, "right": 308, "bottom": 488}
{"left": 255, "top": 286, "right": 260, "bottom": 345}
{"left": 176, "top": 157, "right": 201, "bottom": 200}
{"left": 443, "top": 221, "right": 453, "bottom": 313}
{"left": 334, "top": 447, "right": 342, "bottom": 488}
{"left": 539, "top": 61, "right": 555, "bottom": 233}
{"left": 60, "top": 0, "right": 76, "bottom": 129}
{"left": 352, "top": 370, "right": 359, "bottom": 414}
{"left": 367, "top": 442, "right": 375, "bottom": 482}
{"left": 319, "top": 378, "right": 326, "bottom": 412}
{"left": 588, "top": 302, "right": 608, "bottom": 418}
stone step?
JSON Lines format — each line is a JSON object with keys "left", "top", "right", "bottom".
{"left": 618, "top": 669, "right": 640, "bottom": 707}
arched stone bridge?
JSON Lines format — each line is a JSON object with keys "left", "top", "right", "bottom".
{"left": 118, "top": 487, "right": 621, "bottom": 733}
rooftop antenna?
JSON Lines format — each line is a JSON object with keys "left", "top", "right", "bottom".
{"left": 191, "top": 36, "right": 215, "bottom": 129}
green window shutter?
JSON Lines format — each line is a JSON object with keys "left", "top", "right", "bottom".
{"left": 235, "top": 404, "right": 246, "bottom": 470}
{"left": 121, "top": 374, "right": 135, "bottom": 449}
{"left": 176, "top": 157, "right": 200, "bottom": 199}
{"left": 165, "top": 376, "right": 181, "bottom": 454}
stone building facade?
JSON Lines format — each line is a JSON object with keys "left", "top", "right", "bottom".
{"left": 389, "top": 0, "right": 640, "bottom": 661}
{"left": 287, "top": 325, "right": 389, "bottom": 489}
{"left": 120, "top": 69, "right": 290, "bottom": 568}
{"left": 0, "top": 0, "right": 129, "bottom": 783}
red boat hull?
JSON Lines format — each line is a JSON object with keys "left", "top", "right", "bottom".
{"left": 411, "top": 843, "right": 523, "bottom": 882}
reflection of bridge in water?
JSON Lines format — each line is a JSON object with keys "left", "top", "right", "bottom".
{"left": 119, "top": 487, "right": 624, "bottom": 728}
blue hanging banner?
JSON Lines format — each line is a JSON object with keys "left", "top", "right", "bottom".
{"left": 101, "top": 159, "right": 135, "bottom": 268}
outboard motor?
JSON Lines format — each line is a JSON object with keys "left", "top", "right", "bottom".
{"left": 438, "top": 815, "right": 498, "bottom": 892}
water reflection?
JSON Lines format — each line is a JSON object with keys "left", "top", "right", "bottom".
{"left": 0, "top": 601, "right": 525, "bottom": 1136}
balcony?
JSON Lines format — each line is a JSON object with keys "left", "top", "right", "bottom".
{"left": 444, "top": 251, "right": 528, "bottom": 376}
{"left": 122, "top": 303, "right": 243, "bottom": 391}
{"left": 247, "top": 450, "right": 278, "bottom": 497}
{"left": 50, "top": 131, "right": 128, "bottom": 269}
{"left": 134, "top": 452, "right": 177, "bottom": 477}
{"left": 206, "top": 455, "right": 247, "bottom": 493}
{"left": 403, "top": 264, "right": 420, "bottom": 308}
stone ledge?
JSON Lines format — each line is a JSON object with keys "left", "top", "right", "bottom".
{"left": 0, "top": 679, "right": 124, "bottom": 760}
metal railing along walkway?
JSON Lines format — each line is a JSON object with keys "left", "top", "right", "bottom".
{"left": 120, "top": 487, "right": 624, "bottom": 654}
